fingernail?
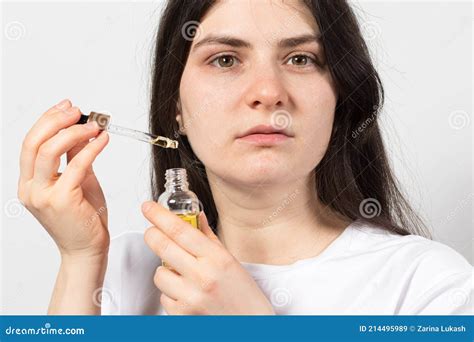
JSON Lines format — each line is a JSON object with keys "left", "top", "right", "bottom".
{"left": 142, "top": 201, "right": 153, "bottom": 213}
{"left": 84, "top": 121, "right": 98, "bottom": 129}
{"left": 56, "top": 99, "right": 70, "bottom": 110}
{"left": 97, "top": 130, "right": 108, "bottom": 139}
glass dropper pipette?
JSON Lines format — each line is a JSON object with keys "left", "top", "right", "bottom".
{"left": 77, "top": 112, "right": 178, "bottom": 149}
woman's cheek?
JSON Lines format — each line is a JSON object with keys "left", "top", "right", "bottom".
{"left": 299, "top": 115, "right": 334, "bottom": 168}
{"left": 185, "top": 123, "right": 228, "bottom": 165}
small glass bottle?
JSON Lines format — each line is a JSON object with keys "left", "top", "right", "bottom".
{"left": 157, "top": 168, "right": 201, "bottom": 268}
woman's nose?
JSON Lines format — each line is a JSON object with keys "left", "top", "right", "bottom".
{"left": 243, "top": 65, "right": 289, "bottom": 112}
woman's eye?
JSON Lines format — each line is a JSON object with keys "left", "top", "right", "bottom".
{"left": 287, "top": 54, "right": 318, "bottom": 67}
{"left": 210, "top": 55, "right": 238, "bottom": 68}
{"left": 208, "top": 53, "right": 320, "bottom": 69}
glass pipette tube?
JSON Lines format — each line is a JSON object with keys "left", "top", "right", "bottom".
{"left": 78, "top": 112, "right": 179, "bottom": 149}
{"left": 106, "top": 124, "right": 179, "bottom": 149}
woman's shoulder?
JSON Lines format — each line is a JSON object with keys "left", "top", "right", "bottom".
{"left": 349, "top": 220, "right": 472, "bottom": 273}
{"left": 347, "top": 221, "right": 472, "bottom": 314}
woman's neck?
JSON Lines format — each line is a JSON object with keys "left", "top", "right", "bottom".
{"left": 206, "top": 171, "right": 350, "bottom": 265}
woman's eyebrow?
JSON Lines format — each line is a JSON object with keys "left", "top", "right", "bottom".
{"left": 191, "top": 33, "right": 321, "bottom": 52}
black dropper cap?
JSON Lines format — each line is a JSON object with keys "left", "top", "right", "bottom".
{"left": 77, "top": 113, "right": 89, "bottom": 124}
{"left": 76, "top": 112, "right": 111, "bottom": 131}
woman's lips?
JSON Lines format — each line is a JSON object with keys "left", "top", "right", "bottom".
{"left": 236, "top": 133, "right": 290, "bottom": 145}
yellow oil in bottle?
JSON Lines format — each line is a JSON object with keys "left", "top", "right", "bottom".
{"left": 177, "top": 213, "right": 200, "bottom": 229}
{"left": 162, "top": 213, "right": 200, "bottom": 270}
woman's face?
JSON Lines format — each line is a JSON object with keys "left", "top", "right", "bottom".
{"left": 179, "top": 0, "right": 337, "bottom": 187}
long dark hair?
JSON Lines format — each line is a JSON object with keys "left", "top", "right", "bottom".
{"left": 148, "top": 0, "right": 431, "bottom": 238}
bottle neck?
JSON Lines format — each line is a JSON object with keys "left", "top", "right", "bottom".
{"left": 164, "top": 168, "right": 189, "bottom": 192}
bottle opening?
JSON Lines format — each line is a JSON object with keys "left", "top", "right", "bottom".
{"left": 165, "top": 168, "right": 188, "bottom": 190}
{"left": 165, "top": 168, "right": 186, "bottom": 178}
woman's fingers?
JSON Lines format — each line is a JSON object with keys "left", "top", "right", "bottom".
{"left": 56, "top": 131, "right": 109, "bottom": 191}
{"left": 67, "top": 139, "right": 90, "bottom": 164}
{"left": 154, "top": 266, "right": 195, "bottom": 301}
{"left": 198, "top": 211, "right": 222, "bottom": 245}
{"left": 144, "top": 226, "right": 199, "bottom": 279}
{"left": 159, "top": 293, "right": 183, "bottom": 315}
{"left": 33, "top": 121, "right": 100, "bottom": 184}
{"left": 19, "top": 100, "right": 80, "bottom": 182}
{"left": 141, "top": 201, "right": 219, "bottom": 257}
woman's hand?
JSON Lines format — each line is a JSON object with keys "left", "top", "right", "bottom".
{"left": 141, "top": 201, "right": 275, "bottom": 315}
{"left": 18, "top": 99, "right": 110, "bottom": 261}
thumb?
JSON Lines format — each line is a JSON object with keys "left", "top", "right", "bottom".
{"left": 198, "top": 211, "right": 221, "bottom": 245}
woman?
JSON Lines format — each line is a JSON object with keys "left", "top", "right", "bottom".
{"left": 18, "top": 0, "right": 472, "bottom": 315}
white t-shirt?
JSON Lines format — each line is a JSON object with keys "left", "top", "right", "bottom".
{"left": 101, "top": 220, "right": 473, "bottom": 315}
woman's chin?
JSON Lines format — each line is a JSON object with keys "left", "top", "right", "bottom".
{"left": 205, "top": 151, "right": 296, "bottom": 185}
{"left": 231, "top": 162, "right": 293, "bottom": 186}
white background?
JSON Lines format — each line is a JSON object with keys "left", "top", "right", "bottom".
{"left": 1, "top": 1, "right": 472, "bottom": 314}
